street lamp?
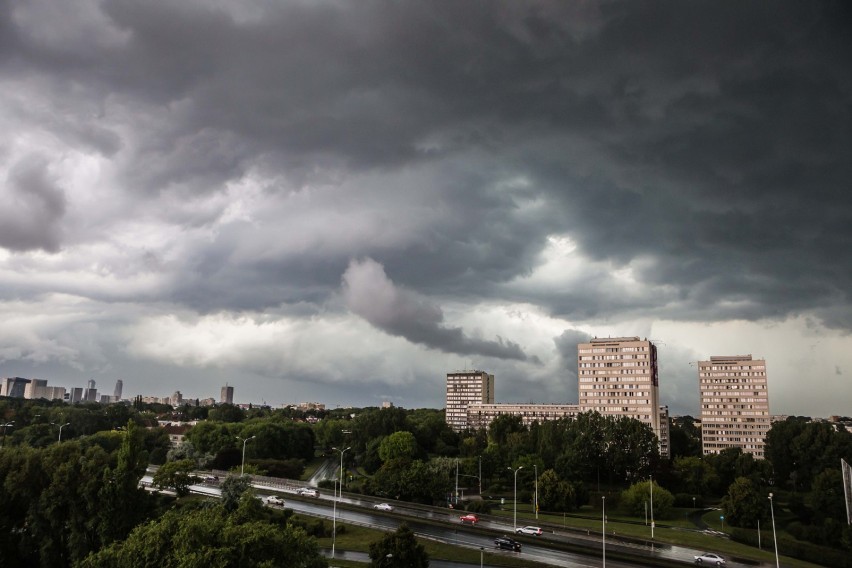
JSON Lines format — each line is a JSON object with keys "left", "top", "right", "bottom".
{"left": 331, "top": 446, "right": 351, "bottom": 560}
{"left": 479, "top": 546, "right": 484, "bottom": 568}
{"left": 602, "top": 495, "right": 606, "bottom": 568}
{"left": 236, "top": 435, "right": 255, "bottom": 476}
{"left": 534, "top": 464, "right": 539, "bottom": 520}
{"left": 769, "top": 493, "right": 779, "bottom": 568}
{"left": 507, "top": 466, "right": 523, "bottom": 532}
{"left": 58, "top": 422, "right": 70, "bottom": 443}
{"left": 455, "top": 458, "right": 459, "bottom": 505}
{"left": 1, "top": 421, "right": 13, "bottom": 447}
{"left": 693, "top": 496, "right": 696, "bottom": 509}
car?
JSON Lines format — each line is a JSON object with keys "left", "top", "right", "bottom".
{"left": 694, "top": 552, "right": 726, "bottom": 566}
{"left": 203, "top": 475, "right": 219, "bottom": 484}
{"left": 297, "top": 488, "right": 319, "bottom": 497}
{"left": 263, "top": 495, "right": 285, "bottom": 506}
{"left": 515, "top": 526, "right": 542, "bottom": 536}
{"left": 373, "top": 503, "right": 393, "bottom": 511}
{"left": 459, "top": 514, "right": 479, "bottom": 524}
{"left": 494, "top": 536, "right": 522, "bottom": 552}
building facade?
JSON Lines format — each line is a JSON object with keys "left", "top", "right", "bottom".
{"left": 577, "top": 337, "right": 661, "bottom": 439}
{"left": 1, "top": 377, "right": 31, "bottom": 398}
{"left": 467, "top": 403, "right": 580, "bottom": 429}
{"left": 221, "top": 384, "right": 234, "bottom": 405}
{"left": 698, "top": 355, "right": 770, "bottom": 458}
{"left": 445, "top": 370, "right": 495, "bottom": 431}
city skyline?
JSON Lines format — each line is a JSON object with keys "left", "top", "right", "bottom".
{"left": 1, "top": 2, "right": 851, "bottom": 417}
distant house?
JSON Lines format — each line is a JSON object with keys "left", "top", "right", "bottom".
{"left": 161, "top": 423, "right": 192, "bottom": 448}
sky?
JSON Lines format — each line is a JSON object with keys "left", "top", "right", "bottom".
{"left": 1, "top": 0, "right": 851, "bottom": 417}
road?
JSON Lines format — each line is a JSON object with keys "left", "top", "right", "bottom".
{"left": 141, "top": 472, "right": 771, "bottom": 568}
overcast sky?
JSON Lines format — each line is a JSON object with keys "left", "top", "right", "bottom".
{"left": 1, "top": 0, "right": 851, "bottom": 417}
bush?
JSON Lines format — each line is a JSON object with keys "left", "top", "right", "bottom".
{"left": 464, "top": 500, "right": 492, "bottom": 514}
{"left": 620, "top": 481, "right": 674, "bottom": 519}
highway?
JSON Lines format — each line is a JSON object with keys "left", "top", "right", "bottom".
{"left": 141, "top": 472, "right": 771, "bottom": 568}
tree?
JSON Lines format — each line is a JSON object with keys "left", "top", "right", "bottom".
{"left": 669, "top": 416, "right": 702, "bottom": 458}
{"left": 79, "top": 506, "right": 328, "bottom": 568}
{"left": 672, "top": 456, "right": 718, "bottom": 496}
{"left": 811, "top": 468, "right": 846, "bottom": 523}
{"left": 721, "top": 476, "right": 767, "bottom": 528}
{"left": 538, "top": 468, "right": 577, "bottom": 512}
{"left": 621, "top": 479, "right": 674, "bottom": 519}
{"left": 99, "top": 420, "right": 151, "bottom": 545}
{"left": 368, "top": 523, "right": 428, "bottom": 568}
{"left": 220, "top": 475, "right": 252, "bottom": 512}
{"left": 378, "top": 431, "right": 419, "bottom": 463}
{"left": 152, "top": 459, "right": 198, "bottom": 497}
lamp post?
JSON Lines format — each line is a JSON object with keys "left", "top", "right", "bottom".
{"left": 58, "top": 422, "right": 70, "bottom": 443}
{"left": 479, "top": 546, "right": 484, "bottom": 568}
{"left": 534, "top": 464, "right": 539, "bottom": 520}
{"left": 332, "top": 446, "right": 351, "bottom": 559}
{"left": 693, "top": 496, "right": 696, "bottom": 509}
{"left": 769, "top": 493, "right": 779, "bottom": 568}
{"left": 507, "top": 466, "right": 523, "bottom": 532}
{"left": 478, "top": 456, "right": 482, "bottom": 496}
{"left": 455, "top": 458, "right": 459, "bottom": 505}
{"left": 602, "top": 495, "right": 606, "bottom": 568}
{"left": 1, "top": 421, "right": 13, "bottom": 447}
{"left": 236, "top": 435, "right": 255, "bottom": 476}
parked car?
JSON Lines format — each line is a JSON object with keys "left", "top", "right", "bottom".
{"left": 694, "top": 552, "right": 726, "bottom": 566}
{"left": 459, "top": 514, "right": 479, "bottom": 524}
{"left": 494, "top": 536, "right": 522, "bottom": 552}
{"left": 373, "top": 503, "right": 393, "bottom": 511}
{"left": 515, "top": 526, "right": 542, "bottom": 536}
{"left": 203, "top": 475, "right": 219, "bottom": 484}
{"left": 264, "top": 495, "right": 285, "bottom": 506}
{"left": 297, "top": 488, "right": 319, "bottom": 497}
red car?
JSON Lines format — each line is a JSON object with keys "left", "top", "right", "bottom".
{"left": 459, "top": 514, "right": 479, "bottom": 524}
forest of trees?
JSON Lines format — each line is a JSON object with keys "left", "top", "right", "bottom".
{"left": 1, "top": 395, "right": 851, "bottom": 566}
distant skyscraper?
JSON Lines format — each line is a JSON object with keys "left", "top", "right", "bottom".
{"left": 2, "top": 377, "right": 31, "bottom": 399}
{"left": 114, "top": 379, "right": 123, "bottom": 400}
{"left": 698, "top": 355, "right": 770, "bottom": 459}
{"left": 221, "top": 384, "right": 234, "bottom": 405}
{"left": 577, "top": 337, "right": 661, "bottom": 439}
{"left": 445, "top": 370, "right": 495, "bottom": 431}
{"left": 71, "top": 387, "right": 83, "bottom": 403}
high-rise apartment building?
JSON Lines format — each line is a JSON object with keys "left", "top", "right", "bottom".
{"left": 445, "top": 370, "right": 495, "bottom": 431}
{"left": 221, "top": 384, "right": 234, "bottom": 405}
{"left": 698, "top": 355, "right": 770, "bottom": 459}
{"left": 114, "top": 380, "right": 123, "bottom": 400}
{"left": 577, "top": 337, "right": 661, "bottom": 439}
{"left": 2, "top": 377, "right": 31, "bottom": 398}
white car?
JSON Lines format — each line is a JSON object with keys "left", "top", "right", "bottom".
{"left": 515, "top": 526, "right": 542, "bottom": 536}
{"left": 297, "top": 488, "right": 319, "bottom": 497}
{"left": 264, "top": 495, "right": 285, "bottom": 506}
{"left": 694, "top": 552, "right": 726, "bottom": 566}
{"left": 373, "top": 503, "right": 393, "bottom": 511}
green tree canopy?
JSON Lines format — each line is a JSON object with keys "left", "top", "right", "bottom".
{"left": 721, "top": 476, "right": 767, "bottom": 528}
{"left": 79, "top": 506, "right": 327, "bottom": 568}
{"left": 368, "top": 523, "right": 429, "bottom": 568}
{"left": 620, "top": 479, "right": 674, "bottom": 519}
{"left": 378, "top": 431, "right": 419, "bottom": 463}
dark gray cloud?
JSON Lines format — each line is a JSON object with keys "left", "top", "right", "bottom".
{"left": 342, "top": 257, "right": 532, "bottom": 362}
{"left": 0, "top": 154, "right": 66, "bottom": 252}
{"left": 0, "top": 1, "right": 850, "bottom": 415}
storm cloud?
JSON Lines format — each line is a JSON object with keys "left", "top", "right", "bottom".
{"left": 0, "top": 0, "right": 850, "bottom": 414}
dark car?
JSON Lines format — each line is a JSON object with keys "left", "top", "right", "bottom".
{"left": 494, "top": 536, "right": 522, "bottom": 552}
